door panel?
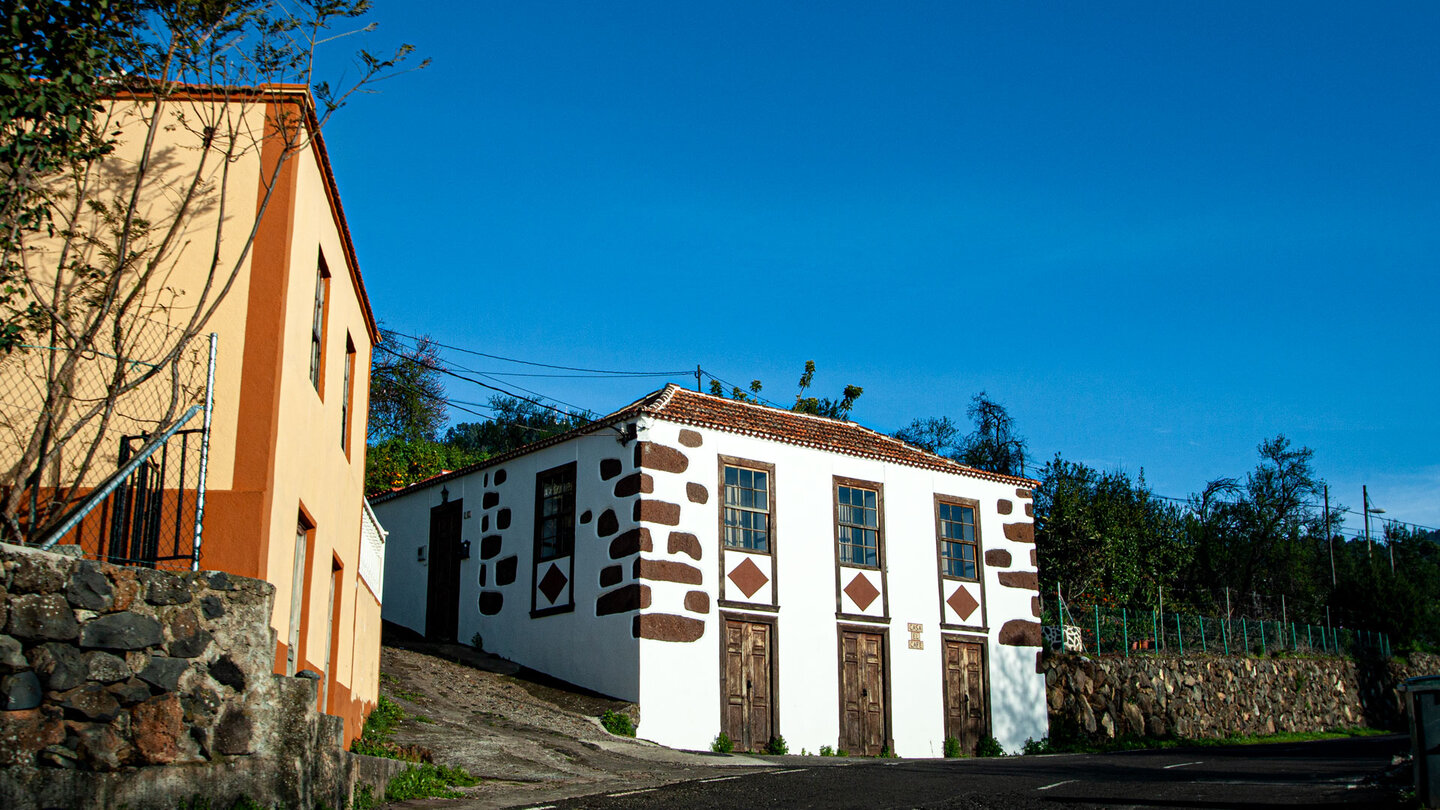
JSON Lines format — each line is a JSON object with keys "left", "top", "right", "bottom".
{"left": 426, "top": 500, "right": 462, "bottom": 641}
{"left": 840, "top": 629, "right": 886, "bottom": 755}
{"left": 723, "top": 620, "right": 773, "bottom": 751}
{"left": 943, "top": 639, "right": 988, "bottom": 754}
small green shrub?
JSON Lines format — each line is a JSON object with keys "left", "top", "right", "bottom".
{"left": 764, "top": 735, "right": 788, "bottom": 755}
{"left": 1022, "top": 736, "right": 1052, "bottom": 755}
{"left": 943, "top": 736, "right": 963, "bottom": 758}
{"left": 350, "top": 783, "right": 376, "bottom": 810}
{"left": 385, "top": 763, "right": 479, "bottom": 802}
{"left": 601, "top": 710, "right": 635, "bottom": 737}
{"left": 818, "top": 745, "right": 835, "bottom": 757}
{"left": 800, "top": 748, "right": 810, "bottom": 756}
{"left": 975, "top": 736, "right": 1004, "bottom": 757}
{"left": 836, "top": 748, "right": 849, "bottom": 757}
{"left": 878, "top": 745, "right": 897, "bottom": 758}
{"left": 711, "top": 732, "right": 735, "bottom": 753}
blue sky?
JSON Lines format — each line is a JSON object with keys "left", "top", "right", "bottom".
{"left": 319, "top": 2, "right": 1439, "bottom": 530}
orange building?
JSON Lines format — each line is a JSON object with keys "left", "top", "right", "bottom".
{"left": 0, "top": 86, "right": 382, "bottom": 743}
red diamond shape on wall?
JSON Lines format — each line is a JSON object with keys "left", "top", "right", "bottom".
{"left": 538, "top": 563, "right": 569, "bottom": 605}
{"left": 727, "top": 557, "right": 769, "bottom": 598}
{"left": 947, "top": 584, "right": 980, "bottom": 621}
{"left": 844, "top": 572, "right": 880, "bottom": 611}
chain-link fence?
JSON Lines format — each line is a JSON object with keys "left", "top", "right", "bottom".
{"left": 1041, "top": 599, "right": 1392, "bottom": 660}
{"left": 0, "top": 327, "right": 215, "bottom": 570}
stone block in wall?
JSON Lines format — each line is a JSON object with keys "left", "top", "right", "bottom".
{"left": 2, "top": 669, "right": 42, "bottom": 710}
{"left": 80, "top": 613, "right": 163, "bottom": 650}
{"left": 7, "top": 593, "right": 79, "bottom": 641}
{"left": 0, "top": 706, "right": 64, "bottom": 766}
{"left": 28, "top": 642, "right": 86, "bottom": 691}
{"left": 65, "top": 564, "right": 113, "bottom": 611}
{"left": 0, "top": 633, "right": 26, "bottom": 671}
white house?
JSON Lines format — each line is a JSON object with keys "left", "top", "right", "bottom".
{"left": 372, "top": 385, "right": 1047, "bottom": 756}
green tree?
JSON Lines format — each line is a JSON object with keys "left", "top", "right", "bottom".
{"left": 708, "top": 361, "right": 863, "bottom": 420}
{"left": 894, "top": 392, "right": 1026, "bottom": 477}
{"left": 1034, "top": 454, "right": 1187, "bottom": 607}
{"left": 959, "top": 392, "right": 1027, "bottom": 477}
{"left": 368, "top": 330, "right": 448, "bottom": 443}
{"left": 444, "top": 396, "right": 590, "bottom": 457}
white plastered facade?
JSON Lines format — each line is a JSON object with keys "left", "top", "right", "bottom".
{"left": 375, "top": 409, "right": 1046, "bottom": 756}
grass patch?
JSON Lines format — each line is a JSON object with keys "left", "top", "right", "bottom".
{"left": 1023, "top": 726, "right": 1387, "bottom": 755}
{"left": 390, "top": 686, "right": 426, "bottom": 702}
{"left": 385, "top": 762, "right": 480, "bottom": 802}
{"left": 413, "top": 714, "right": 435, "bottom": 724}
{"left": 600, "top": 709, "right": 635, "bottom": 737}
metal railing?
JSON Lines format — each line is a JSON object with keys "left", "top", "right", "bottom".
{"left": 1045, "top": 599, "right": 1391, "bottom": 660}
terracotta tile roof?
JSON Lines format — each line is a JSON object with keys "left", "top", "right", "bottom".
{"left": 637, "top": 385, "right": 1037, "bottom": 487}
{"left": 371, "top": 384, "right": 1034, "bottom": 504}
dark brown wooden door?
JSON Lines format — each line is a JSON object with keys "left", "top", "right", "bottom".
{"left": 943, "top": 639, "right": 987, "bottom": 754}
{"left": 839, "top": 629, "right": 886, "bottom": 756}
{"left": 425, "top": 500, "right": 463, "bottom": 641}
{"left": 723, "top": 620, "right": 773, "bottom": 751}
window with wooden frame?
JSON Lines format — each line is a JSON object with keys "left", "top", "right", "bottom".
{"left": 309, "top": 256, "right": 330, "bottom": 392}
{"left": 938, "top": 501, "right": 980, "bottom": 580}
{"left": 722, "top": 464, "right": 771, "bottom": 552}
{"left": 534, "top": 464, "right": 576, "bottom": 562}
{"left": 341, "top": 335, "right": 355, "bottom": 454}
{"left": 837, "top": 484, "right": 880, "bottom": 567}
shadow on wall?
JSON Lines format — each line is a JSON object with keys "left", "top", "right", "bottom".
{"left": 989, "top": 645, "right": 1046, "bottom": 752}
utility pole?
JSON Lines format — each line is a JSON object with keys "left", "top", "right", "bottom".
{"left": 1325, "top": 485, "right": 1335, "bottom": 586}
{"left": 695, "top": 365, "right": 702, "bottom": 392}
{"left": 1364, "top": 485, "right": 1371, "bottom": 558}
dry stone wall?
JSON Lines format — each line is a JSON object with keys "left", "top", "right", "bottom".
{"left": 1043, "top": 650, "right": 1440, "bottom": 744}
{"left": 0, "top": 542, "right": 396, "bottom": 809}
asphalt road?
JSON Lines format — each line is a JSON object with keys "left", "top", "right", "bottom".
{"left": 521, "top": 734, "right": 1409, "bottom": 810}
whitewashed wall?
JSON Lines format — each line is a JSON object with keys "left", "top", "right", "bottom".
{"left": 377, "top": 413, "right": 1046, "bottom": 755}
{"left": 633, "top": 416, "right": 1046, "bottom": 755}
{"left": 373, "top": 427, "right": 643, "bottom": 701}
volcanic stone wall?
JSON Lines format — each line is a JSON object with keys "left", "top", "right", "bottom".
{"left": 0, "top": 542, "right": 395, "bottom": 810}
{"left": 1043, "top": 650, "right": 1440, "bottom": 744}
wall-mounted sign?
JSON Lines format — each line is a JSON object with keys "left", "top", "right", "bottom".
{"left": 907, "top": 622, "right": 923, "bottom": 650}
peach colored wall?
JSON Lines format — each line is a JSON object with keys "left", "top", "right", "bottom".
{"left": 1, "top": 91, "right": 379, "bottom": 743}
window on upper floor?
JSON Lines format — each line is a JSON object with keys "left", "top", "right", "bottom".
{"left": 341, "top": 334, "right": 355, "bottom": 454}
{"left": 937, "top": 500, "right": 979, "bottom": 580}
{"left": 722, "top": 463, "right": 771, "bottom": 552}
{"left": 534, "top": 463, "right": 576, "bottom": 562}
{"left": 309, "top": 255, "right": 330, "bottom": 392}
{"left": 836, "top": 483, "right": 880, "bottom": 567}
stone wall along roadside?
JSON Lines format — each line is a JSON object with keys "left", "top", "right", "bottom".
{"left": 1043, "top": 650, "right": 1440, "bottom": 743}
{"left": 0, "top": 542, "right": 395, "bottom": 810}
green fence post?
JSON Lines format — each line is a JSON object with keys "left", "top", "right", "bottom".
{"left": 1200, "top": 616, "right": 1207, "bottom": 653}
{"left": 1095, "top": 608, "right": 1102, "bottom": 656}
{"left": 1260, "top": 621, "right": 1267, "bottom": 656}
{"left": 1153, "top": 610, "right": 1159, "bottom": 652}
{"left": 1291, "top": 622, "right": 1297, "bottom": 649}
{"left": 1122, "top": 608, "right": 1129, "bottom": 657}
{"left": 1242, "top": 618, "right": 1249, "bottom": 654}
{"left": 1176, "top": 613, "right": 1184, "bottom": 655}
{"left": 1307, "top": 624, "right": 1313, "bottom": 651}
{"left": 1222, "top": 618, "right": 1229, "bottom": 655}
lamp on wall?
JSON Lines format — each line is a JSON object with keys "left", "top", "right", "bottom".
{"left": 441, "top": 485, "right": 449, "bottom": 503}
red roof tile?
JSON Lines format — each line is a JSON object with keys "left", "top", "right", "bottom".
{"left": 372, "top": 384, "right": 1034, "bottom": 503}
{"left": 638, "top": 386, "right": 1036, "bottom": 487}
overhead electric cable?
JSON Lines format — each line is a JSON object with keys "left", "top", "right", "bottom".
{"left": 381, "top": 329, "right": 689, "bottom": 376}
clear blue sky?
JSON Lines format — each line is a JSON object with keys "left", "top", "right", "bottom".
{"left": 319, "top": 1, "right": 1439, "bottom": 530}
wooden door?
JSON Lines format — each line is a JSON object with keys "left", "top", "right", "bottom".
{"left": 425, "top": 500, "right": 462, "bottom": 641}
{"left": 723, "top": 620, "right": 773, "bottom": 751}
{"left": 943, "top": 639, "right": 987, "bottom": 755}
{"left": 839, "top": 629, "right": 887, "bottom": 756}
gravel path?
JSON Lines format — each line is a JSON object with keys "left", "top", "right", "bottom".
{"left": 376, "top": 642, "right": 772, "bottom": 809}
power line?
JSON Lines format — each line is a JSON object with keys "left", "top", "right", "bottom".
{"left": 381, "top": 328, "right": 690, "bottom": 377}
{"left": 373, "top": 343, "right": 599, "bottom": 427}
